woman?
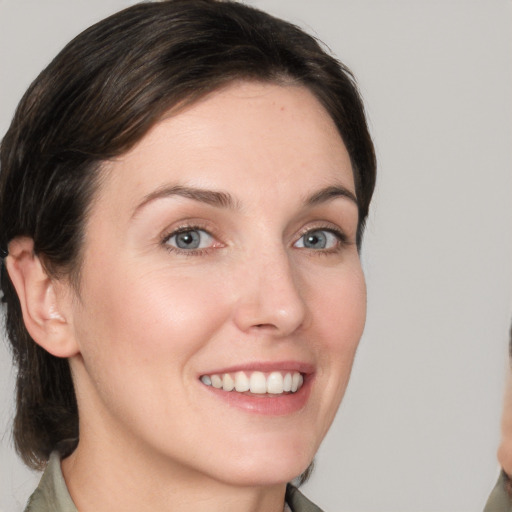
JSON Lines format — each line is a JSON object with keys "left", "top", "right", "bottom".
{"left": 0, "top": 1, "right": 376, "bottom": 511}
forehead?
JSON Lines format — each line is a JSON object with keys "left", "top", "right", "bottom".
{"left": 97, "top": 81, "right": 354, "bottom": 215}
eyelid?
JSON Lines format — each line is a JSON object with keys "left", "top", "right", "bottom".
{"left": 294, "top": 223, "right": 349, "bottom": 246}
{"left": 160, "top": 218, "right": 217, "bottom": 240}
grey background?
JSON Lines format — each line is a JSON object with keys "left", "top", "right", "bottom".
{"left": 1, "top": 1, "right": 511, "bottom": 511}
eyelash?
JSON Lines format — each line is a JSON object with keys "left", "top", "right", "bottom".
{"left": 161, "top": 223, "right": 220, "bottom": 256}
{"left": 161, "top": 223, "right": 349, "bottom": 256}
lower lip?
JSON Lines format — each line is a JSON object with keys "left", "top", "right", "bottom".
{"left": 201, "top": 376, "right": 313, "bottom": 416}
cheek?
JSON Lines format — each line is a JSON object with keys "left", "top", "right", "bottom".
{"left": 70, "top": 263, "right": 233, "bottom": 431}
{"left": 73, "top": 262, "right": 230, "bottom": 379}
{"left": 295, "top": 261, "right": 366, "bottom": 444}
{"left": 308, "top": 261, "right": 366, "bottom": 381}
{"left": 311, "top": 260, "right": 366, "bottom": 337}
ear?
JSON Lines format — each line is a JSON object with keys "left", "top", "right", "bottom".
{"left": 5, "top": 237, "right": 79, "bottom": 358}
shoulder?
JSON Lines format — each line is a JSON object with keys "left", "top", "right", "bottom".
{"left": 484, "top": 472, "right": 512, "bottom": 512}
{"left": 286, "top": 484, "right": 325, "bottom": 512}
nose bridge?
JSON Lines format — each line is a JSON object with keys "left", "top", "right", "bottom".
{"left": 233, "top": 243, "right": 308, "bottom": 335}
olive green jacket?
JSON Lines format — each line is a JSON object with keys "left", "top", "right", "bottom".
{"left": 24, "top": 452, "right": 324, "bottom": 512}
{"left": 484, "top": 472, "right": 512, "bottom": 512}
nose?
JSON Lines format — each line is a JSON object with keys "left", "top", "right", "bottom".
{"left": 232, "top": 248, "right": 309, "bottom": 336}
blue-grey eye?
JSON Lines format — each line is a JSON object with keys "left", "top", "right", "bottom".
{"left": 166, "top": 229, "right": 213, "bottom": 250}
{"left": 294, "top": 229, "right": 339, "bottom": 250}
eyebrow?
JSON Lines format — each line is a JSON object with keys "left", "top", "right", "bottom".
{"left": 133, "top": 185, "right": 240, "bottom": 216}
{"left": 133, "top": 183, "right": 357, "bottom": 217}
{"left": 305, "top": 185, "right": 358, "bottom": 207}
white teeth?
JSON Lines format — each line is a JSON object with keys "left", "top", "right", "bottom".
{"left": 234, "top": 371, "right": 250, "bottom": 392}
{"left": 250, "top": 371, "right": 267, "bottom": 393}
{"left": 211, "top": 375, "right": 223, "bottom": 389}
{"left": 200, "top": 370, "right": 304, "bottom": 395}
{"left": 222, "top": 373, "right": 235, "bottom": 391}
{"left": 283, "top": 372, "right": 292, "bottom": 392}
{"left": 266, "top": 372, "right": 284, "bottom": 394}
{"left": 291, "top": 372, "right": 303, "bottom": 392}
{"left": 200, "top": 375, "right": 211, "bottom": 386}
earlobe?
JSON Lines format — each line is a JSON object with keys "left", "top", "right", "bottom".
{"left": 5, "top": 237, "right": 79, "bottom": 358}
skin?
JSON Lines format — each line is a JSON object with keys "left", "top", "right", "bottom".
{"left": 498, "top": 373, "right": 512, "bottom": 476}
{"left": 9, "top": 81, "right": 367, "bottom": 512}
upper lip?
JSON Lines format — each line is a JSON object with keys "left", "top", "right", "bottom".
{"left": 199, "top": 361, "right": 315, "bottom": 376}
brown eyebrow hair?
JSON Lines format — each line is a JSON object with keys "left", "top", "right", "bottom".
{"left": 133, "top": 183, "right": 358, "bottom": 217}
{"left": 305, "top": 185, "right": 358, "bottom": 207}
{"left": 133, "top": 184, "right": 240, "bottom": 216}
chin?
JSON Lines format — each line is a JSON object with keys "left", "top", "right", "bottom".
{"left": 208, "top": 437, "right": 315, "bottom": 487}
{"left": 217, "top": 461, "right": 311, "bottom": 488}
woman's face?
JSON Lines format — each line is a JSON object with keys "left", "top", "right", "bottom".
{"left": 66, "top": 81, "right": 366, "bottom": 486}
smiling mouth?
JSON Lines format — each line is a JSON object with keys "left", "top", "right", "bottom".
{"left": 200, "top": 370, "right": 304, "bottom": 395}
